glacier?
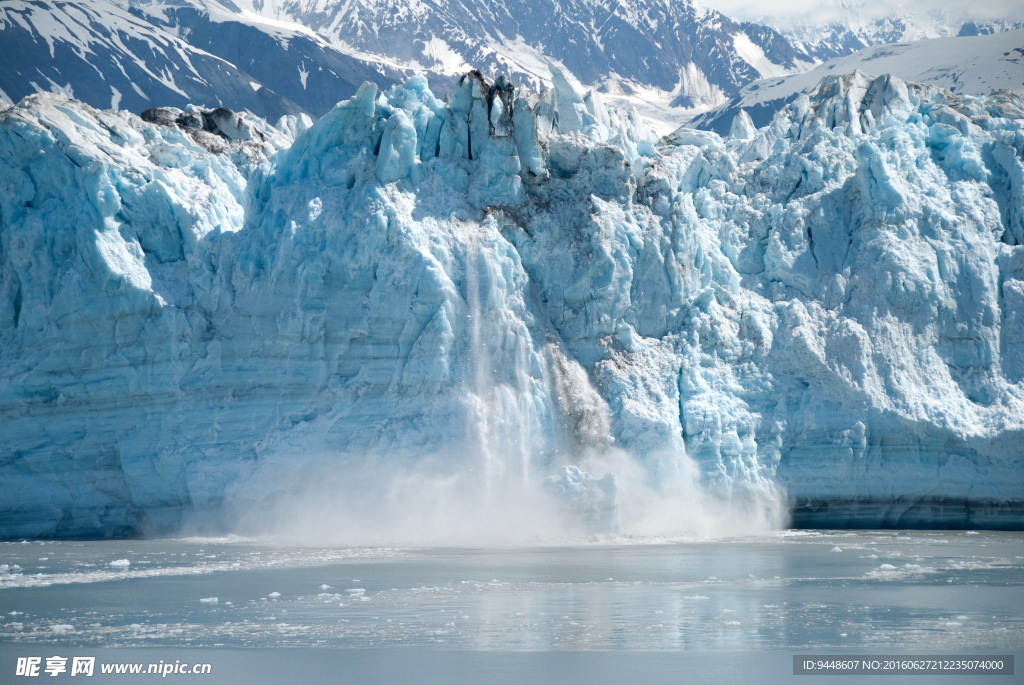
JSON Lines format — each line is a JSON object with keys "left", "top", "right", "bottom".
{"left": 690, "top": 29, "right": 1024, "bottom": 135}
{"left": 0, "top": 69, "right": 1022, "bottom": 540}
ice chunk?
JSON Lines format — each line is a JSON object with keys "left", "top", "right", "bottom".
{"left": 547, "top": 64, "right": 587, "bottom": 133}
{"left": 542, "top": 466, "right": 619, "bottom": 533}
{"left": 375, "top": 110, "right": 418, "bottom": 183}
{"left": 729, "top": 109, "right": 756, "bottom": 140}
{"left": 488, "top": 75, "right": 514, "bottom": 137}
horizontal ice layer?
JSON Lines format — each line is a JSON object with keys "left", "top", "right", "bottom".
{"left": 0, "top": 69, "right": 1022, "bottom": 538}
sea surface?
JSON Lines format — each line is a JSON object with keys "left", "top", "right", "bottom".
{"left": 0, "top": 530, "right": 1021, "bottom": 684}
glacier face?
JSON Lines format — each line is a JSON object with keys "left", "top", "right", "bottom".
{"left": 1, "top": 70, "right": 1023, "bottom": 540}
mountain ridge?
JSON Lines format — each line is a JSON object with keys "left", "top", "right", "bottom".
{"left": 2, "top": 0, "right": 816, "bottom": 124}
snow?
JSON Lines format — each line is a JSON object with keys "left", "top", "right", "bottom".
{"left": 732, "top": 31, "right": 791, "bottom": 79}
{"left": 675, "top": 63, "right": 728, "bottom": 108}
{"left": 693, "top": 29, "right": 1024, "bottom": 133}
{"left": 0, "top": 0, "right": 336, "bottom": 123}
{"left": 421, "top": 37, "right": 472, "bottom": 75}
{"left": 0, "top": 68, "right": 1022, "bottom": 541}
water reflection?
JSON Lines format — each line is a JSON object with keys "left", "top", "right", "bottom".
{"left": 0, "top": 531, "right": 1021, "bottom": 651}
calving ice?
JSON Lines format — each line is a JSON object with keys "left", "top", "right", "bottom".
{"left": 0, "top": 68, "right": 1021, "bottom": 541}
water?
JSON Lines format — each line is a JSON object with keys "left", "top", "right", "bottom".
{"left": 1, "top": 531, "right": 1021, "bottom": 683}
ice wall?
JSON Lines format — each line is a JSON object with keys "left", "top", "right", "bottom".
{"left": 0, "top": 70, "right": 1022, "bottom": 539}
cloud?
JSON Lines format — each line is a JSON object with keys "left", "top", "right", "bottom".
{"left": 697, "top": 0, "right": 1022, "bottom": 30}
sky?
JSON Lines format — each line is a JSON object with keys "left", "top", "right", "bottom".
{"left": 696, "top": 0, "right": 1023, "bottom": 29}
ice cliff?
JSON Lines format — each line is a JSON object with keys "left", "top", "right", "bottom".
{"left": 1, "top": 69, "right": 1022, "bottom": 539}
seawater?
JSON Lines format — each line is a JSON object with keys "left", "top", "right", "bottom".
{"left": 0, "top": 531, "right": 1021, "bottom": 684}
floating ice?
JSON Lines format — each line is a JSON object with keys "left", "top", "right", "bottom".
{"left": 199, "top": 597, "right": 219, "bottom": 603}
{"left": 108, "top": 559, "right": 131, "bottom": 568}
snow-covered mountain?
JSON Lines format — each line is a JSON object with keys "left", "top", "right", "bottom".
{"left": 0, "top": 0, "right": 412, "bottom": 120}
{"left": 1, "top": 0, "right": 818, "bottom": 126}
{"left": 755, "top": 0, "right": 1024, "bottom": 62}
{"left": 227, "top": 0, "right": 814, "bottom": 98}
{"left": 4, "top": 0, "right": 1020, "bottom": 129}
{"left": 689, "top": 29, "right": 1024, "bottom": 135}
{"left": 1, "top": 68, "right": 1022, "bottom": 539}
